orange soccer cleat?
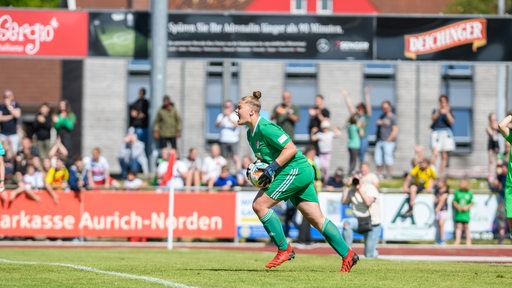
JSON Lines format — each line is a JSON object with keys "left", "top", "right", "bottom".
{"left": 340, "top": 249, "right": 359, "bottom": 273}
{"left": 265, "top": 243, "right": 295, "bottom": 269}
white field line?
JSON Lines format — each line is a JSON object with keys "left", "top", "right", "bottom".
{"left": 379, "top": 255, "right": 512, "bottom": 263}
{"left": 0, "top": 258, "right": 197, "bottom": 288}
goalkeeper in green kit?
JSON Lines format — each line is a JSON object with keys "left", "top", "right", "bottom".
{"left": 235, "top": 91, "right": 358, "bottom": 272}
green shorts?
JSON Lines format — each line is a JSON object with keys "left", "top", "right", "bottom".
{"left": 263, "top": 164, "right": 318, "bottom": 207}
{"left": 506, "top": 186, "right": 512, "bottom": 218}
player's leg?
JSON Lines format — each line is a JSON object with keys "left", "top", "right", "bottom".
{"left": 253, "top": 190, "right": 288, "bottom": 250}
{"left": 454, "top": 222, "right": 462, "bottom": 245}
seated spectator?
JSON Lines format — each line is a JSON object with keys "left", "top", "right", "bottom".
{"left": 325, "top": 167, "right": 345, "bottom": 191}
{"left": 201, "top": 143, "right": 227, "bottom": 189}
{"left": 118, "top": 127, "right": 149, "bottom": 179}
{"left": 236, "top": 155, "right": 253, "bottom": 187}
{"left": 8, "top": 164, "right": 44, "bottom": 206}
{"left": 214, "top": 165, "right": 238, "bottom": 191}
{"left": 85, "top": 147, "right": 120, "bottom": 190}
{"left": 68, "top": 156, "right": 87, "bottom": 199}
{"left": 123, "top": 171, "right": 147, "bottom": 190}
{"left": 183, "top": 147, "right": 201, "bottom": 187}
{"left": 402, "top": 158, "right": 437, "bottom": 217}
{"left": 45, "top": 157, "right": 68, "bottom": 204}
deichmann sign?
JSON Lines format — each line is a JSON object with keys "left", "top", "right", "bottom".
{"left": 404, "top": 18, "right": 487, "bottom": 60}
{"left": 0, "top": 9, "right": 88, "bottom": 57}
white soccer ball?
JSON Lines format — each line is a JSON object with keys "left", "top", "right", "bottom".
{"left": 247, "top": 161, "right": 272, "bottom": 188}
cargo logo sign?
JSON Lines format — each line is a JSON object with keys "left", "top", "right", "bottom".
{"left": 404, "top": 18, "right": 487, "bottom": 60}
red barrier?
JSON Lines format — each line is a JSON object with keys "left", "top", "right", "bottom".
{"left": 0, "top": 191, "right": 237, "bottom": 239}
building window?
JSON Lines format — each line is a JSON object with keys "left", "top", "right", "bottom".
{"left": 205, "top": 61, "right": 239, "bottom": 141}
{"left": 363, "top": 63, "right": 396, "bottom": 146}
{"left": 284, "top": 63, "right": 317, "bottom": 143}
{"left": 441, "top": 64, "right": 473, "bottom": 153}
{"left": 317, "top": 0, "right": 332, "bottom": 14}
{"left": 291, "top": 0, "right": 307, "bottom": 14}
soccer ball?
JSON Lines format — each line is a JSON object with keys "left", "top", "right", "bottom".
{"left": 247, "top": 161, "right": 272, "bottom": 188}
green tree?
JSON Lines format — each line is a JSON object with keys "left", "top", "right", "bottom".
{"left": 443, "top": 0, "right": 512, "bottom": 14}
{"left": 0, "top": 0, "right": 60, "bottom": 8}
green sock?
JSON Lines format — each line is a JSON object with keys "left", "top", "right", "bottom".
{"left": 321, "top": 218, "right": 350, "bottom": 257}
{"left": 260, "top": 209, "right": 288, "bottom": 250}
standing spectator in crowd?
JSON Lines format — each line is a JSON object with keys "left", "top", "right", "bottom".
{"left": 32, "top": 102, "right": 53, "bottom": 159}
{"left": 342, "top": 87, "right": 372, "bottom": 163}
{"left": 214, "top": 165, "right": 238, "bottom": 191}
{"left": 129, "top": 87, "right": 150, "bottom": 155}
{"left": 308, "top": 94, "right": 330, "bottom": 153}
{"left": 310, "top": 120, "right": 341, "bottom": 183}
{"left": 216, "top": 100, "right": 240, "bottom": 170}
{"left": 489, "top": 159, "right": 509, "bottom": 244}
{"left": 360, "top": 162, "right": 380, "bottom": 190}
{"left": 433, "top": 177, "right": 449, "bottom": 245}
{"left": 430, "top": 95, "right": 455, "bottom": 177}
{"left": 8, "top": 164, "right": 44, "bottom": 206}
{"left": 498, "top": 112, "right": 512, "bottom": 237}
{"left": 342, "top": 172, "right": 381, "bottom": 258}
{"left": 44, "top": 157, "right": 68, "bottom": 204}
{"left": 153, "top": 95, "right": 182, "bottom": 150}
{"left": 325, "top": 167, "right": 345, "bottom": 191}
{"left": 201, "top": 143, "right": 227, "bottom": 189}
{"left": 53, "top": 100, "right": 76, "bottom": 162}
{"left": 346, "top": 114, "right": 362, "bottom": 176}
{"left": 402, "top": 158, "right": 437, "bottom": 217}
{"left": 85, "top": 147, "right": 119, "bottom": 190}
{"left": 487, "top": 112, "right": 500, "bottom": 181}
{"left": 0, "top": 89, "right": 22, "bottom": 154}
{"left": 453, "top": 178, "right": 474, "bottom": 246}
{"left": 118, "top": 127, "right": 149, "bottom": 179}
{"left": 183, "top": 147, "right": 202, "bottom": 188}
{"left": 374, "top": 100, "right": 398, "bottom": 179}
{"left": 271, "top": 91, "right": 300, "bottom": 141}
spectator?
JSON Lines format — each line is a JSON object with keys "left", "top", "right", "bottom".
{"left": 68, "top": 156, "right": 87, "bottom": 196}
{"left": 53, "top": 100, "right": 76, "bottom": 162}
{"left": 430, "top": 95, "right": 455, "bottom": 177}
{"left": 374, "top": 100, "right": 398, "bottom": 179}
{"left": 325, "top": 167, "right": 345, "bottom": 191}
{"left": 487, "top": 112, "right": 500, "bottom": 181}
{"left": 271, "top": 91, "right": 299, "bottom": 141}
{"left": 236, "top": 155, "right": 253, "bottom": 187}
{"left": 14, "top": 136, "right": 40, "bottom": 181}
{"left": 32, "top": 102, "right": 53, "bottom": 159}
{"left": 0, "top": 89, "right": 22, "bottom": 153}
{"left": 0, "top": 140, "right": 8, "bottom": 206}
{"left": 47, "top": 137, "right": 68, "bottom": 161}
{"left": 8, "top": 164, "right": 44, "bottom": 206}
{"left": 498, "top": 113, "right": 512, "bottom": 237}
{"left": 123, "top": 171, "right": 147, "bottom": 191}
{"left": 85, "top": 147, "right": 120, "bottom": 190}
{"left": 118, "top": 127, "right": 149, "bottom": 179}
{"left": 433, "top": 177, "right": 449, "bottom": 245}
{"left": 129, "top": 87, "right": 150, "bottom": 155}
{"left": 183, "top": 147, "right": 202, "bottom": 188}
{"left": 452, "top": 178, "right": 474, "bottom": 246}
{"left": 216, "top": 100, "right": 240, "bottom": 170}
{"left": 342, "top": 171, "right": 381, "bottom": 258}
{"left": 310, "top": 120, "right": 341, "bottom": 183}
{"left": 489, "top": 159, "right": 508, "bottom": 244}
{"left": 402, "top": 158, "right": 437, "bottom": 217}
{"left": 346, "top": 113, "right": 362, "bottom": 176}
{"left": 201, "top": 143, "right": 227, "bottom": 189}
{"left": 360, "top": 162, "right": 380, "bottom": 190}
{"left": 44, "top": 157, "right": 68, "bottom": 204}
{"left": 154, "top": 147, "right": 187, "bottom": 190}
{"left": 342, "top": 87, "right": 372, "bottom": 163}
{"left": 2, "top": 138, "right": 15, "bottom": 184}
{"left": 213, "top": 165, "right": 238, "bottom": 191}
{"left": 308, "top": 94, "right": 330, "bottom": 153}
{"left": 153, "top": 95, "right": 182, "bottom": 150}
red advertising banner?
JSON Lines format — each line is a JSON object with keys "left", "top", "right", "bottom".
{"left": 0, "top": 191, "right": 237, "bottom": 238}
{"left": 0, "top": 9, "right": 88, "bottom": 57}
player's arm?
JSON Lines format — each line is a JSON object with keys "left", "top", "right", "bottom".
{"left": 498, "top": 115, "right": 512, "bottom": 138}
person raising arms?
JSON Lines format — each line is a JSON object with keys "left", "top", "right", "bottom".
{"left": 235, "top": 91, "right": 358, "bottom": 272}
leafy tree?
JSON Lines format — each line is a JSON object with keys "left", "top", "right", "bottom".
{"left": 0, "top": 0, "right": 61, "bottom": 8}
{"left": 443, "top": 0, "right": 512, "bottom": 14}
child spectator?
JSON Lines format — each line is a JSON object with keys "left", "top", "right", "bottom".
{"left": 453, "top": 178, "right": 474, "bottom": 246}
{"left": 8, "top": 164, "right": 44, "bottom": 206}
{"left": 123, "top": 171, "right": 147, "bottom": 191}
{"left": 433, "top": 177, "right": 449, "bottom": 245}
{"left": 44, "top": 157, "right": 68, "bottom": 204}
{"left": 213, "top": 165, "right": 238, "bottom": 191}
{"left": 68, "top": 156, "right": 87, "bottom": 200}
{"left": 402, "top": 158, "right": 437, "bottom": 217}
{"left": 346, "top": 113, "right": 362, "bottom": 176}
{"left": 310, "top": 120, "right": 341, "bottom": 183}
